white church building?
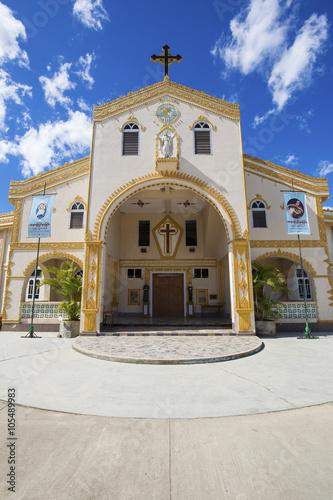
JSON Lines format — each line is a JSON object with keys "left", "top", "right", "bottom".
{"left": 1, "top": 73, "right": 333, "bottom": 335}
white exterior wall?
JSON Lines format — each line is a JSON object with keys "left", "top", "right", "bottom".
{"left": 88, "top": 97, "right": 246, "bottom": 238}
{"left": 2, "top": 173, "right": 88, "bottom": 323}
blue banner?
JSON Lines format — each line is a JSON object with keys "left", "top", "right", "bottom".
{"left": 28, "top": 196, "right": 54, "bottom": 238}
{"left": 283, "top": 192, "right": 310, "bottom": 235}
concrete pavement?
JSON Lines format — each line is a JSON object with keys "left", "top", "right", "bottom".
{"left": 1, "top": 403, "right": 333, "bottom": 499}
{"left": 0, "top": 332, "right": 332, "bottom": 418}
{"left": 0, "top": 331, "right": 333, "bottom": 499}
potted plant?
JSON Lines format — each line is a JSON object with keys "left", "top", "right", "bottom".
{"left": 252, "top": 260, "right": 290, "bottom": 336}
{"left": 39, "top": 260, "right": 82, "bottom": 338}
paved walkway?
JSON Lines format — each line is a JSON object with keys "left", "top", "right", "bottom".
{"left": 1, "top": 331, "right": 333, "bottom": 499}
{"left": 0, "top": 331, "right": 332, "bottom": 418}
{"left": 73, "top": 335, "right": 263, "bottom": 364}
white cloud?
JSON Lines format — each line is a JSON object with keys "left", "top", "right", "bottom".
{"left": 39, "top": 62, "right": 76, "bottom": 108}
{"left": 0, "top": 111, "right": 92, "bottom": 176}
{"left": 77, "top": 97, "right": 91, "bottom": 112}
{"left": 76, "top": 52, "right": 95, "bottom": 88}
{"left": 73, "top": 0, "right": 109, "bottom": 30}
{"left": 0, "top": 138, "right": 16, "bottom": 163}
{"left": 0, "top": 68, "right": 32, "bottom": 130}
{"left": 317, "top": 160, "right": 333, "bottom": 178}
{"left": 268, "top": 14, "right": 328, "bottom": 110}
{"left": 212, "top": 1, "right": 329, "bottom": 119}
{"left": 211, "top": 0, "right": 288, "bottom": 74}
{"left": 221, "top": 92, "right": 239, "bottom": 104}
{"left": 0, "top": 2, "right": 29, "bottom": 67}
{"left": 253, "top": 108, "right": 275, "bottom": 127}
{"left": 295, "top": 109, "right": 313, "bottom": 133}
{"left": 284, "top": 154, "right": 298, "bottom": 166}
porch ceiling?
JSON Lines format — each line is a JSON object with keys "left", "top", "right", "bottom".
{"left": 118, "top": 187, "right": 207, "bottom": 214}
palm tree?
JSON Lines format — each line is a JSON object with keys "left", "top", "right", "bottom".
{"left": 39, "top": 260, "right": 82, "bottom": 321}
{"left": 252, "top": 260, "right": 290, "bottom": 321}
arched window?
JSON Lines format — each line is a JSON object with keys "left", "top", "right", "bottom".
{"left": 70, "top": 202, "right": 85, "bottom": 229}
{"left": 251, "top": 200, "right": 267, "bottom": 228}
{"left": 26, "top": 269, "right": 42, "bottom": 301}
{"left": 194, "top": 122, "right": 211, "bottom": 154}
{"left": 296, "top": 268, "right": 311, "bottom": 300}
{"left": 122, "top": 123, "right": 139, "bottom": 155}
{"left": 75, "top": 269, "right": 83, "bottom": 278}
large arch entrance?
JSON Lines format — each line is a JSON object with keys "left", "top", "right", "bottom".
{"left": 101, "top": 183, "right": 231, "bottom": 323}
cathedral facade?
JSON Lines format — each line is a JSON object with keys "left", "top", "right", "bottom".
{"left": 1, "top": 77, "right": 332, "bottom": 334}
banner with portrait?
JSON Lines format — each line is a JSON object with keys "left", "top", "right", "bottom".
{"left": 283, "top": 192, "right": 310, "bottom": 235}
{"left": 28, "top": 196, "right": 54, "bottom": 238}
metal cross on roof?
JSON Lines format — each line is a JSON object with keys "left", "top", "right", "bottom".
{"left": 151, "top": 45, "right": 182, "bottom": 77}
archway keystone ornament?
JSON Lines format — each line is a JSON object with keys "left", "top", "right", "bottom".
{"left": 153, "top": 216, "right": 183, "bottom": 259}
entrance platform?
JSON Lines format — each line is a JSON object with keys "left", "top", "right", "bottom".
{"left": 73, "top": 335, "right": 263, "bottom": 364}
{"left": 101, "top": 314, "right": 233, "bottom": 334}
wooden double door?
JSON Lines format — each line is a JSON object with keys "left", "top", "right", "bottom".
{"left": 153, "top": 273, "right": 184, "bottom": 317}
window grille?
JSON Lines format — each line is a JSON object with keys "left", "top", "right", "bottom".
{"left": 122, "top": 123, "right": 139, "bottom": 155}
{"left": 296, "top": 268, "right": 311, "bottom": 300}
{"left": 193, "top": 268, "right": 209, "bottom": 279}
{"left": 194, "top": 122, "right": 211, "bottom": 154}
{"left": 138, "top": 220, "right": 150, "bottom": 246}
{"left": 185, "top": 220, "right": 197, "bottom": 246}
{"left": 251, "top": 200, "right": 267, "bottom": 228}
{"left": 70, "top": 202, "right": 84, "bottom": 229}
{"left": 27, "top": 269, "right": 42, "bottom": 300}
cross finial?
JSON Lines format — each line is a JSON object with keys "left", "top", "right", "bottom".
{"left": 151, "top": 44, "right": 182, "bottom": 78}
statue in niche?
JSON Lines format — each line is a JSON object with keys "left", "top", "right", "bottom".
{"left": 156, "top": 130, "right": 175, "bottom": 158}
{"left": 187, "top": 282, "right": 193, "bottom": 302}
{"left": 143, "top": 281, "right": 149, "bottom": 303}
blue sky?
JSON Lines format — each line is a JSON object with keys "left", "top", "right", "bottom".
{"left": 0, "top": 0, "right": 332, "bottom": 214}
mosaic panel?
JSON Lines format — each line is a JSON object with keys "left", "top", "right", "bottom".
{"left": 22, "top": 303, "right": 65, "bottom": 319}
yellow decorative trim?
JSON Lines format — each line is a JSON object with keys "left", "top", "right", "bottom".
{"left": 82, "top": 241, "right": 102, "bottom": 332}
{"left": 0, "top": 212, "right": 14, "bottom": 228}
{"left": 118, "top": 116, "right": 145, "bottom": 131}
{"left": 83, "top": 311, "right": 96, "bottom": 331}
{"left": 66, "top": 196, "right": 87, "bottom": 212}
{"left": 233, "top": 241, "right": 254, "bottom": 331}
{"left": 247, "top": 194, "right": 271, "bottom": 210}
{"left": 250, "top": 240, "right": 322, "bottom": 248}
{"left": 315, "top": 197, "right": 333, "bottom": 305}
{"left": 8, "top": 157, "right": 90, "bottom": 199}
{"left": 11, "top": 200, "right": 22, "bottom": 244}
{"left": 189, "top": 116, "right": 217, "bottom": 131}
{"left": 93, "top": 171, "right": 242, "bottom": 243}
{"left": 93, "top": 80, "right": 240, "bottom": 122}
{"left": 11, "top": 242, "right": 85, "bottom": 250}
{"left": 244, "top": 156, "right": 329, "bottom": 196}
{"left": 2, "top": 248, "right": 14, "bottom": 320}
{"left": 238, "top": 311, "right": 252, "bottom": 331}
{"left": 254, "top": 250, "right": 317, "bottom": 277}
{"left": 120, "top": 259, "right": 217, "bottom": 268}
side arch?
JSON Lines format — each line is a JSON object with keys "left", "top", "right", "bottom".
{"left": 23, "top": 252, "right": 84, "bottom": 279}
{"left": 254, "top": 250, "right": 317, "bottom": 277}
{"left": 20, "top": 252, "right": 84, "bottom": 316}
